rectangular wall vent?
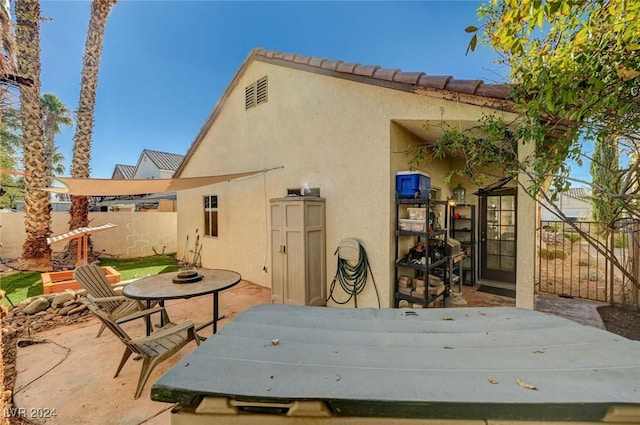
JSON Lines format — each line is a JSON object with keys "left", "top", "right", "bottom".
{"left": 245, "top": 84, "right": 256, "bottom": 109}
{"left": 245, "top": 76, "right": 268, "bottom": 110}
{"left": 256, "top": 76, "right": 268, "bottom": 104}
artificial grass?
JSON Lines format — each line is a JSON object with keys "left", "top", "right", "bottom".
{"left": 99, "top": 254, "right": 181, "bottom": 281}
{"left": 1, "top": 254, "right": 181, "bottom": 307}
{"left": 0, "top": 272, "right": 41, "bottom": 308}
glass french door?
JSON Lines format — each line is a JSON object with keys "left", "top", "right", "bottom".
{"left": 480, "top": 191, "right": 516, "bottom": 283}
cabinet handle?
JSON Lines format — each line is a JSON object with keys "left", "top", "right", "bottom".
{"left": 280, "top": 245, "right": 287, "bottom": 254}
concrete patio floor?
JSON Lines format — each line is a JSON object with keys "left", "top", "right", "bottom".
{"left": 11, "top": 282, "right": 605, "bottom": 424}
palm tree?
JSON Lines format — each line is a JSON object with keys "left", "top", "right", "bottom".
{"left": 1, "top": 108, "right": 25, "bottom": 209}
{"left": 0, "top": 0, "right": 15, "bottom": 80}
{"left": 15, "top": 0, "right": 52, "bottom": 271}
{"left": 50, "top": 148, "right": 66, "bottom": 176}
{"left": 41, "top": 93, "right": 72, "bottom": 186}
{"left": 67, "top": 0, "right": 117, "bottom": 261}
{"left": 0, "top": 108, "right": 21, "bottom": 173}
{"left": 0, "top": 102, "right": 68, "bottom": 209}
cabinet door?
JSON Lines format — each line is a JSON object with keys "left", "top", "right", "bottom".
{"left": 270, "top": 202, "right": 284, "bottom": 303}
{"left": 284, "top": 203, "right": 305, "bottom": 305}
{"left": 271, "top": 198, "right": 326, "bottom": 306}
{"left": 305, "top": 201, "right": 326, "bottom": 306}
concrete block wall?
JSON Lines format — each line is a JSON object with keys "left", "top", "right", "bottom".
{"left": 0, "top": 212, "right": 177, "bottom": 260}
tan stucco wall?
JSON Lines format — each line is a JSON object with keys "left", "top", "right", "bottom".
{"left": 177, "top": 60, "right": 525, "bottom": 308}
{"left": 0, "top": 212, "right": 177, "bottom": 259}
{"left": 517, "top": 140, "right": 536, "bottom": 309}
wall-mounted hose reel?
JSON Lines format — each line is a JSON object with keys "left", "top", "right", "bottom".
{"left": 327, "top": 238, "right": 380, "bottom": 308}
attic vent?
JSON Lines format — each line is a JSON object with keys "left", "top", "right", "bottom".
{"left": 245, "top": 76, "right": 268, "bottom": 110}
{"left": 256, "top": 76, "right": 268, "bottom": 104}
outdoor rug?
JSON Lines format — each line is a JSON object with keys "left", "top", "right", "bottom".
{"left": 476, "top": 285, "right": 516, "bottom": 298}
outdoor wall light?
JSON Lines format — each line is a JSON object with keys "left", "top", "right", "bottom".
{"left": 453, "top": 184, "right": 466, "bottom": 205}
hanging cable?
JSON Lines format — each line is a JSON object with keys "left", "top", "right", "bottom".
{"left": 327, "top": 240, "right": 380, "bottom": 308}
{"left": 262, "top": 172, "right": 269, "bottom": 272}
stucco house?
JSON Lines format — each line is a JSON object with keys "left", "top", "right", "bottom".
{"left": 540, "top": 187, "right": 592, "bottom": 222}
{"left": 96, "top": 149, "right": 185, "bottom": 212}
{"left": 112, "top": 149, "right": 185, "bottom": 180}
{"left": 133, "top": 149, "right": 185, "bottom": 180}
{"left": 111, "top": 164, "right": 136, "bottom": 179}
{"left": 174, "top": 48, "right": 536, "bottom": 309}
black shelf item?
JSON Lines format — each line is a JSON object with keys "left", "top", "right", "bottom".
{"left": 396, "top": 229, "right": 448, "bottom": 238}
{"left": 449, "top": 204, "right": 476, "bottom": 286}
{"left": 394, "top": 195, "right": 454, "bottom": 308}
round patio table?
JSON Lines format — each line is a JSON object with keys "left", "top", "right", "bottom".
{"left": 122, "top": 269, "right": 241, "bottom": 337}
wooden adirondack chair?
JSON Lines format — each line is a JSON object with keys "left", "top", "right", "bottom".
{"left": 74, "top": 264, "right": 157, "bottom": 337}
{"left": 82, "top": 297, "right": 201, "bottom": 399}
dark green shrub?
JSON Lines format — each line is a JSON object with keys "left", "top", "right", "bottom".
{"left": 539, "top": 248, "right": 569, "bottom": 260}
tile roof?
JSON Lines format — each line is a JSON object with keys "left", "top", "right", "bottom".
{"left": 141, "top": 149, "right": 185, "bottom": 171}
{"left": 566, "top": 187, "right": 591, "bottom": 200}
{"left": 253, "top": 48, "right": 512, "bottom": 103}
{"left": 111, "top": 164, "right": 136, "bottom": 179}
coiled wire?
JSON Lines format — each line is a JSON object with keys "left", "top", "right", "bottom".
{"left": 327, "top": 243, "right": 380, "bottom": 308}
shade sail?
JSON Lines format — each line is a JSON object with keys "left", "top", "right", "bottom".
{"left": 42, "top": 169, "right": 269, "bottom": 196}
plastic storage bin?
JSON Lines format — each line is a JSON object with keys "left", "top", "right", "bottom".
{"left": 396, "top": 171, "right": 430, "bottom": 199}
{"left": 407, "top": 208, "right": 426, "bottom": 220}
{"left": 398, "top": 219, "right": 427, "bottom": 232}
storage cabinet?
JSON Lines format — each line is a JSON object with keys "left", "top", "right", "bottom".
{"left": 394, "top": 196, "right": 453, "bottom": 307}
{"left": 270, "top": 197, "right": 326, "bottom": 306}
{"left": 450, "top": 204, "right": 476, "bottom": 285}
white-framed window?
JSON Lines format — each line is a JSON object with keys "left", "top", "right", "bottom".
{"left": 245, "top": 76, "right": 268, "bottom": 110}
{"left": 204, "top": 195, "right": 218, "bottom": 237}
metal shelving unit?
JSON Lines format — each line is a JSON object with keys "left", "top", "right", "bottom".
{"left": 450, "top": 204, "right": 476, "bottom": 286}
{"left": 394, "top": 197, "right": 452, "bottom": 307}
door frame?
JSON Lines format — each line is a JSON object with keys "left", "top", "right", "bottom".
{"left": 478, "top": 188, "right": 517, "bottom": 284}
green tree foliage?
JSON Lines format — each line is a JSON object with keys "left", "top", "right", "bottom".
{"left": 590, "top": 134, "right": 620, "bottom": 224}
{"left": 41, "top": 93, "right": 72, "bottom": 185}
{"left": 0, "top": 109, "right": 24, "bottom": 209}
{"left": 410, "top": 0, "right": 639, "bottom": 290}
{"left": 410, "top": 114, "right": 519, "bottom": 185}
{"left": 468, "top": 0, "right": 639, "bottom": 202}
{"left": 0, "top": 94, "right": 70, "bottom": 209}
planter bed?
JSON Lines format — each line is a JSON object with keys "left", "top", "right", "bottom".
{"left": 41, "top": 266, "right": 121, "bottom": 294}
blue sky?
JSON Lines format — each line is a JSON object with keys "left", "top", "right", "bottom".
{"left": 35, "top": 0, "right": 517, "bottom": 178}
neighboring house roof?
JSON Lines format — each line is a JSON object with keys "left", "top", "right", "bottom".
{"left": 566, "top": 187, "right": 591, "bottom": 201}
{"left": 111, "top": 164, "right": 136, "bottom": 179}
{"left": 175, "top": 48, "right": 515, "bottom": 177}
{"left": 140, "top": 149, "right": 185, "bottom": 172}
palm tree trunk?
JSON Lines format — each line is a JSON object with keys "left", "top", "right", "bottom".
{"left": 15, "top": 0, "right": 52, "bottom": 271}
{"left": 0, "top": 0, "right": 15, "bottom": 77}
{"left": 67, "top": 0, "right": 117, "bottom": 262}
{"left": 43, "top": 118, "right": 55, "bottom": 186}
